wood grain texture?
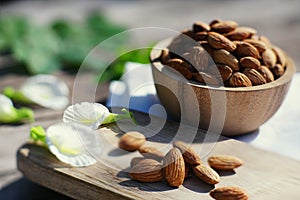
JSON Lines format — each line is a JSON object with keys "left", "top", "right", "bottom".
{"left": 17, "top": 111, "right": 300, "bottom": 200}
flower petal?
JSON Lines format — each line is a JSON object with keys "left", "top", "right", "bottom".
{"left": 63, "top": 102, "right": 110, "bottom": 129}
{"left": 0, "top": 94, "right": 15, "bottom": 122}
{"left": 46, "top": 122, "right": 100, "bottom": 167}
{"left": 20, "top": 74, "right": 69, "bottom": 110}
{"left": 0, "top": 94, "right": 13, "bottom": 107}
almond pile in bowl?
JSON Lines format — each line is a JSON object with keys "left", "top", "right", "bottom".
{"left": 159, "top": 19, "right": 288, "bottom": 87}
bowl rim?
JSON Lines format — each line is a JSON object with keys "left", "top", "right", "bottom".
{"left": 151, "top": 38, "right": 296, "bottom": 92}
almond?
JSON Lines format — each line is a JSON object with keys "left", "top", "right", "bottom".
{"left": 138, "top": 146, "right": 165, "bottom": 161}
{"left": 194, "top": 31, "right": 208, "bottom": 41}
{"left": 130, "top": 157, "right": 145, "bottom": 167}
{"left": 250, "top": 34, "right": 259, "bottom": 40}
{"left": 182, "top": 46, "right": 209, "bottom": 71}
{"left": 166, "top": 59, "right": 193, "bottom": 79}
{"left": 207, "top": 32, "right": 237, "bottom": 52}
{"left": 200, "top": 41, "right": 214, "bottom": 57}
{"left": 243, "top": 39, "right": 267, "bottom": 53}
{"left": 210, "top": 20, "right": 238, "bottom": 33}
{"left": 168, "top": 34, "right": 195, "bottom": 55}
{"left": 271, "top": 63, "right": 285, "bottom": 79}
{"left": 119, "top": 131, "right": 146, "bottom": 152}
{"left": 192, "top": 165, "right": 220, "bottom": 185}
{"left": 163, "top": 147, "right": 185, "bottom": 187}
{"left": 272, "top": 45, "right": 287, "bottom": 67}
{"left": 209, "top": 19, "right": 222, "bottom": 27}
{"left": 193, "top": 72, "right": 220, "bottom": 86}
{"left": 258, "top": 66, "right": 274, "bottom": 83}
{"left": 240, "top": 56, "right": 260, "bottom": 70}
{"left": 160, "top": 48, "right": 170, "bottom": 64}
{"left": 210, "top": 186, "right": 249, "bottom": 200}
{"left": 229, "top": 72, "right": 252, "bottom": 87}
{"left": 166, "top": 58, "right": 182, "bottom": 69}
{"left": 213, "top": 49, "right": 239, "bottom": 71}
{"left": 225, "top": 26, "right": 257, "bottom": 40}
{"left": 181, "top": 29, "right": 196, "bottom": 39}
{"left": 208, "top": 155, "right": 244, "bottom": 170}
{"left": 243, "top": 68, "right": 266, "bottom": 85}
{"left": 235, "top": 42, "right": 260, "bottom": 59}
{"left": 173, "top": 141, "right": 201, "bottom": 165}
{"left": 206, "top": 64, "right": 233, "bottom": 82}
{"left": 262, "top": 48, "right": 277, "bottom": 68}
{"left": 129, "top": 159, "right": 163, "bottom": 183}
{"left": 193, "top": 21, "right": 210, "bottom": 32}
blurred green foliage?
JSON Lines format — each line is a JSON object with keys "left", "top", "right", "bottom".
{"left": 0, "top": 13, "right": 151, "bottom": 81}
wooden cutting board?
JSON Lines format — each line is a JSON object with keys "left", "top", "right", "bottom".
{"left": 17, "top": 110, "right": 300, "bottom": 200}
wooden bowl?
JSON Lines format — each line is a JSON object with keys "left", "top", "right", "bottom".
{"left": 151, "top": 38, "right": 296, "bottom": 136}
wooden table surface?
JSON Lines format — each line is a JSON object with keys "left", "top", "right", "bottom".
{"left": 1, "top": 0, "right": 300, "bottom": 199}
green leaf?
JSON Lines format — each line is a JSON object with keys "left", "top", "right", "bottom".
{"left": 30, "top": 126, "right": 46, "bottom": 144}
{"left": 12, "top": 25, "right": 61, "bottom": 74}
{"left": 0, "top": 15, "right": 30, "bottom": 51}
{"left": 98, "top": 48, "right": 152, "bottom": 82}
{"left": 86, "top": 12, "right": 127, "bottom": 40}
{"left": 0, "top": 13, "right": 135, "bottom": 81}
{"left": 102, "top": 108, "right": 137, "bottom": 125}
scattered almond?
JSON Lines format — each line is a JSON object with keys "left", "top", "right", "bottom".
{"left": 210, "top": 186, "right": 249, "bottom": 200}
{"left": 130, "top": 157, "right": 145, "bottom": 167}
{"left": 173, "top": 141, "right": 201, "bottom": 165}
{"left": 129, "top": 159, "right": 163, "bottom": 183}
{"left": 119, "top": 131, "right": 146, "bottom": 152}
{"left": 208, "top": 155, "right": 243, "bottom": 170}
{"left": 193, "top": 165, "right": 220, "bottom": 185}
{"left": 163, "top": 147, "right": 185, "bottom": 187}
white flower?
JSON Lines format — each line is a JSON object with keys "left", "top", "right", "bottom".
{"left": 63, "top": 102, "right": 110, "bottom": 130}
{"left": 45, "top": 123, "right": 100, "bottom": 167}
{"left": 20, "top": 74, "right": 69, "bottom": 110}
{"left": 63, "top": 102, "right": 136, "bottom": 130}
